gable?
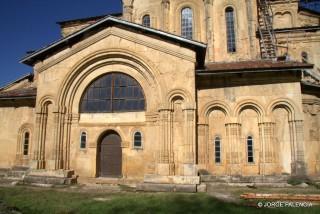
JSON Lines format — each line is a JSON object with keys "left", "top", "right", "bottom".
{"left": 21, "top": 16, "right": 206, "bottom": 68}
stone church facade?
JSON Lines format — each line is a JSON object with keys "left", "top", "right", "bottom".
{"left": 0, "top": 0, "right": 319, "bottom": 186}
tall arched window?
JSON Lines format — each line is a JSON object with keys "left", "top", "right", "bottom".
{"left": 214, "top": 136, "right": 221, "bottom": 163}
{"left": 225, "top": 7, "right": 236, "bottom": 53}
{"left": 247, "top": 136, "right": 254, "bottom": 163}
{"left": 133, "top": 132, "right": 142, "bottom": 148}
{"left": 181, "top": 7, "right": 193, "bottom": 39}
{"left": 80, "top": 132, "right": 87, "bottom": 149}
{"left": 142, "top": 15, "right": 151, "bottom": 27}
{"left": 80, "top": 73, "right": 145, "bottom": 113}
{"left": 23, "top": 132, "right": 30, "bottom": 156}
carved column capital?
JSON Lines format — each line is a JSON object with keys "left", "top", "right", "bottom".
{"left": 203, "top": 0, "right": 214, "bottom": 5}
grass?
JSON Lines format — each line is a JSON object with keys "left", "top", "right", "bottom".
{"left": 0, "top": 186, "right": 319, "bottom": 214}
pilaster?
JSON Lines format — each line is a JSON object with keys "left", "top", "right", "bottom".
{"left": 225, "top": 122, "right": 242, "bottom": 175}
{"left": 204, "top": 0, "right": 214, "bottom": 62}
{"left": 161, "top": 0, "right": 170, "bottom": 31}
{"left": 158, "top": 107, "right": 173, "bottom": 176}
{"left": 289, "top": 120, "right": 307, "bottom": 176}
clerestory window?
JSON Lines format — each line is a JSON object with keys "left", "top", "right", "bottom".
{"left": 142, "top": 15, "right": 151, "bottom": 27}
{"left": 225, "top": 7, "right": 236, "bottom": 53}
{"left": 181, "top": 7, "right": 193, "bottom": 39}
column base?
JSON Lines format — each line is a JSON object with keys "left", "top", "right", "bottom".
{"left": 259, "top": 163, "right": 281, "bottom": 175}
{"left": 227, "top": 164, "right": 242, "bottom": 176}
{"left": 182, "top": 164, "right": 197, "bottom": 176}
{"left": 157, "top": 163, "right": 174, "bottom": 176}
{"left": 291, "top": 161, "right": 307, "bottom": 177}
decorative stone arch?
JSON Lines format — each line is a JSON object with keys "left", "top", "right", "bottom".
{"left": 50, "top": 49, "right": 163, "bottom": 170}
{"left": 273, "top": 9, "right": 296, "bottom": 28}
{"left": 199, "top": 100, "right": 231, "bottom": 124}
{"left": 234, "top": 100, "right": 265, "bottom": 122}
{"left": 166, "top": 88, "right": 193, "bottom": 109}
{"left": 173, "top": 0, "right": 204, "bottom": 41}
{"left": 96, "top": 128, "right": 126, "bottom": 148}
{"left": 267, "top": 98, "right": 300, "bottom": 121}
{"left": 57, "top": 49, "right": 163, "bottom": 114}
{"left": 36, "top": 96, "right": 55, "bottom": 113}
{"left": 33, "top": 96, "right": 56, "bottom": 169}
{"left": 267, "top": 98, "right": 306, "bottom": 176}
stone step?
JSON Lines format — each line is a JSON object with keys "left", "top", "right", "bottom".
{"left": 12, "top": 166, "right": 29, "bottom": 171}
{"left": 23, "top": 175, "right": 77, "bottom": 186}
{"left": 137, "top": 183, "right": 197, "bottom": 193}
{"left": 201, "top": 175, "right": 290, "bottom": 184}
{"left": 241, "top": 193, "right": 320, "bottom": 202}
{"left": 7, "top": 170, "right": 27, "bottom": 178}
{"left": 0, "top": 168, "right": 9, "bottom": 178}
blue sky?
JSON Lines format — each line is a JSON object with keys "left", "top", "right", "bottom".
{"left": 0, "top": 0, "right": 122, "bottom": 87}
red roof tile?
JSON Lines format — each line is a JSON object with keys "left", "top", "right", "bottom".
{"left": 0, "top": 87, "right": 37, "bottom": 99}
{"left": 199, "top": 60, "right": 313, "bottom": 73}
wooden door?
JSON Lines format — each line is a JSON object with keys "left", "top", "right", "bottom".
{"left": 99, "top": 133, "right": 122, "bottom": 177}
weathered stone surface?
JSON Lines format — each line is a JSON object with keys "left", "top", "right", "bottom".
{"left": 137, "top": 183, "right": 196, "bottom": 193}
{"left": 144, "top": 175, "right": 200, "bottom": 185}
{"left": 28, "top": 170, "right": 74, "bottom": 178}
{"left": 201, "top": 175, "right": 289, "bottom": 183}
{"left": 197, "top": 183, "right": 207, "bottom": 193}
{"left": 0, "top": 0, "right": 319, "bottom": 186}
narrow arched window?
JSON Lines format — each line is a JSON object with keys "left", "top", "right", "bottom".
{"left": 142, "top": 15, "right": 151, "bottom": 27}
{"left": 80, "top": 132, "right": 87, "bottom": 149}
{"left": 23, "top": 132, "right": 30, "bottom": 156}
{"left": 225, "top": 7, "right": 236, "bottom": 53}
{"left": 181, "top": 7, "right": 193, "bottom": 39}
{"left": 247, "top": 136, "right": 254, "bottom": 163}
{"left": 214, "top": 137, "right": 221, "bottom": 163}
{"left": 133, "top": 132, "right": 142, "bottom": 148}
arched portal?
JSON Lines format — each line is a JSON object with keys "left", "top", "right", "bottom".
{"left": 97, "top": 131, "right": 122, "bottom": 177}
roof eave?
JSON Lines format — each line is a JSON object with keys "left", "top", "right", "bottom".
{"left": 0, "top": 96, "right": 36, "bottom": 100}
{"left": 196, "top": 67, "right": 312, "bottom": 75}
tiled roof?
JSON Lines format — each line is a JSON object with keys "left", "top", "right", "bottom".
{"left": 57, "top": 13, "right": 122, "bottom": 26}
{"left": 197, "top": 60, "right": 314, "bottom": 73}
{"left": 0, "top": 87, "right": 37, "bottom": 99}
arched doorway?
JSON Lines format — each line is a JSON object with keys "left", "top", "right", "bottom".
{"left": 97, "top": 131, "right": 122, "bottom": 177}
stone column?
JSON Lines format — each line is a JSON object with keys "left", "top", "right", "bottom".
{"left": 161, "top": 0, "right": 170, "bottom": 31}
{"left": 53, "top": 111, "right": 65, "bottom": 170}
{"left": 182, "top": 107, "right": 197, "bottom": 176}
{"left": 245, "top": 0, "right": 257, "bottom": 58}
{"left": 289, "top": 120, "right": 307, "bottom": 176}
{"left": 204, "top": 0, "right": 214, "bottom": 61}
{"left": 63, "top": 113, "right": 78, "bottom": 170}
{"left": 122, "top": 0, "right": 133, "bottom": 22}
{"left": 158, "top": 107, "right": 173, "bottom": 176}
{"left": 225, "top": 122, "right": 242, "bottom": 175}
{"left": 198, "top": 124, "right": 209, "bottom": 167}
{"left": 32, "top": 112, "right": 47, "bottom": 169}
{"left": 258, "top": 121, "right": 278, "bottom": 175}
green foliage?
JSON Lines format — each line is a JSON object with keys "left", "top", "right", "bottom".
{"left": 0, "top": 186, "right": 319, "bottom": 214}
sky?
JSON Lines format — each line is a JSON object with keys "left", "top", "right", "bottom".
{"left": 0, "top": 0, "right": 122, "bottom": 88}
